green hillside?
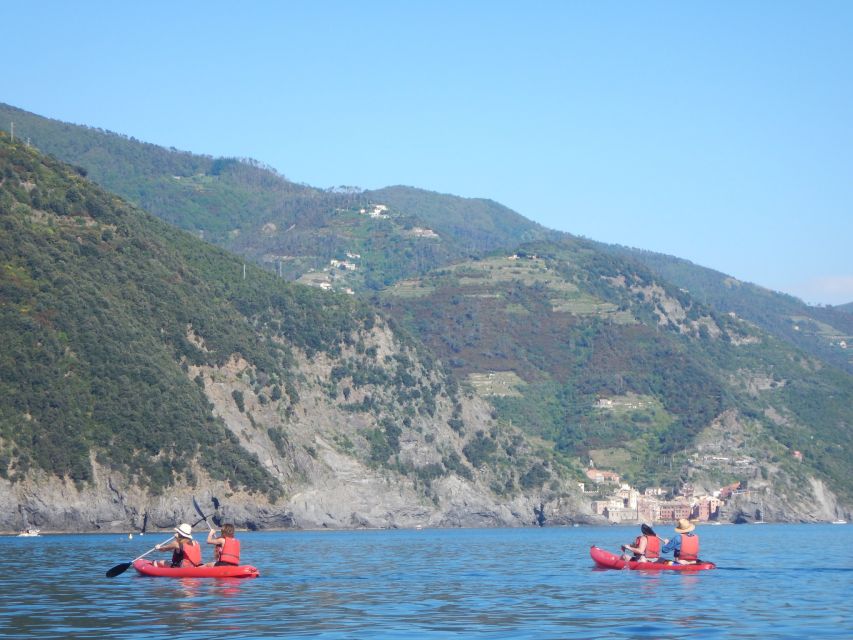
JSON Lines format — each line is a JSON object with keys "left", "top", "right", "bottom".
{"left": 4, "top": 101, "right": 846, "bottom": 379}
{"left": 3, "top": 103, "right": 850, "bottom": 507}
{"left": 381, "top": 240, "right": 853, "bottom": 499}
{"left": 1, "top": 132, "right": 579, "bottom": 520}
{"left": 365, "top": 185, "right": 552, "bottom": 252}
{"left": 599, "top": 245, "right": 853, "bottom": 373}
{"left": 0, "top": 132, "right": 376, "bottom": 495}
{"left": 0, "top": 104, "right": 551, "bottom": 294}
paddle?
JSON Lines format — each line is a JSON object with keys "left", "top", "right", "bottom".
{"left": 192, "top": 495, "right": 216, "bottom": 533}
{"left": 105, "top": 516, "right": 205, "bottom": 577}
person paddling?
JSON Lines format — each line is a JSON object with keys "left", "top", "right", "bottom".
{"left": 621, "top": 523, "right": 661, "bottom": 562}
{"left": 152, "top": 523, "right": 203, "bottom": 568}
{"left": 206, "top": 523, "right": 241, "bottom": 567}
{"left": 661, "top": 518, "right": 700, "bottom": 564}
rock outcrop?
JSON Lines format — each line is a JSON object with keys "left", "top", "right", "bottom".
{"left": 1, "top": 320, "right": 595, "bottom": 533}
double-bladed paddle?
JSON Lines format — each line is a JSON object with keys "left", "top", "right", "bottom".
{"left": 105, "top": 515, "right": 205, "bottom": 577}
{"left": 192, "top": 495, "right": 216, "bottom": 533}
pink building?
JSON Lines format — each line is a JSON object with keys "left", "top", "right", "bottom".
{"left": 585, "top": 468, "right": 621, "bottom": 484}
{"left": 659, "top": 502, "right": 692, "bottom": 521}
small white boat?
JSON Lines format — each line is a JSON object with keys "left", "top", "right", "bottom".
{"left": 17, "top": 528, "right": 41, "bottom": 537}
{"left": 831, "top": 519, "right": 847, "bottom": 525}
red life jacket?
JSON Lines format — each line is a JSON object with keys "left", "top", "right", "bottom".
{"left": 678, "top": 533, "right": 699, "bottom": 561}
{"left": 170, "top": 540, "right": 202, "bottom": 567}
{"left": 218, "top": 537, "right": 240, "bottom": 565}
{"left": 644, "top": 535, "right": 661, "bottom": 559}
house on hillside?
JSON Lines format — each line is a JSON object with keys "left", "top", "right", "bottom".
{"left": 585, "top": 468, "right": 621, "bottom": 485}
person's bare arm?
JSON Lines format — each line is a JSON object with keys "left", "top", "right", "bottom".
{"left": 155, "top": 538, "right": 179, "bottom": 552}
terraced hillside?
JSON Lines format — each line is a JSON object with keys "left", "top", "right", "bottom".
{"left": 0, "top": 133, "right": 588, "bottom": 532}
{"left": 600, "top": 244, "right": 853, "bottom": 374}
{"left": 381, "top": 240, "right": 853, "bottom": 506}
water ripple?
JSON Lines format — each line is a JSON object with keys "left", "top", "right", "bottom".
{"left": 1, "top": 524, "right": 852, "bottom": 638}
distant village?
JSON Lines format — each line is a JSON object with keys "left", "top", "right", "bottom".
{"left": 581, "top": 466, "right": 753, "bottom": 524}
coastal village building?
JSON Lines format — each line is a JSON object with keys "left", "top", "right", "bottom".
{"left": 585, "top": 468, "right": 621, "bottom": 485}
{"left": 586, "top": 466, "right": 740, "bottom": 524}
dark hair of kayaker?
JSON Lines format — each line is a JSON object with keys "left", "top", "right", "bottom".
{"left": 641, "top": 523, "right": 656, "bottom": 536}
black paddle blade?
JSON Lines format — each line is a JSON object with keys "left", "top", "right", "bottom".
{"left": 192, "top": 496, "right": 207, "bottom": 520}
{"left": 106, "top": 562, "right": 132, "bottom": 578}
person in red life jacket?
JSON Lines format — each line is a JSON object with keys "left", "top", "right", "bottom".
{"left": 206, "top": 523, "right": 241, "bottom": 567}
{"left": 620, "top": 523, "right": 661, "bottom": 562}
{"left": 152, "top": 523, "right": 203, "bottom": 567}
{"left": 660, "top": 518, "right": 700, "bottom": 564}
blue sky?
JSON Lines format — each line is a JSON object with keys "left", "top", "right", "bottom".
{"left": 3, "top": 1, "right": 852, "bottom": 304}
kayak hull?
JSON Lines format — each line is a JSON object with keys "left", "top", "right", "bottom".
{"left": 590, "top": 545, "right": 715, "bottom": 571}
{"left": 133, "top": 559, "right": 259, "bottom": 578}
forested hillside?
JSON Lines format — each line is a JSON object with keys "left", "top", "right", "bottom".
{"left": 2, "top": 103, "right": 850, "bottom": 523}
{"left": 3, "top": 102, "right": 846, "bottom": 377}
{"left": 381, "top": 240, "right": 853, "bottom": 503}
{"left": 600, "top": 245, "right": 853, "bottom": 374}
{"left": 0, "top": 132, "right": 369, "bottom": 495}
{"left": 0, "top": 104, "right": 552, "bottom": 294}
{"left": 1, "top": 133, "right": 589, "bottom": 531}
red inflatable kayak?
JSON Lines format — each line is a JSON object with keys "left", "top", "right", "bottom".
{"left": 590, "top": 545, "right": 715, "bottom": 571}
{"left": 133, "top": 559, "right": 259, "bottom": 578}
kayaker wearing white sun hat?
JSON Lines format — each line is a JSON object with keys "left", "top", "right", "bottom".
{"left": 152, "top": 522, "right": 203, "bottom": 568}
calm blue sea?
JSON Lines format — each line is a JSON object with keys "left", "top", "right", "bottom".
{"left": 1, "top": 524, "right": 851, "bottom": 639}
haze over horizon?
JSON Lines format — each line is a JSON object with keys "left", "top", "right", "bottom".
{"left": 2, "top": 1, "right": 851, "bottom": 305}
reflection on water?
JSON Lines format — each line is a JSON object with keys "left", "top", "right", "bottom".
{"left": 1, "top": 524, "right": 852, "bottom": 638}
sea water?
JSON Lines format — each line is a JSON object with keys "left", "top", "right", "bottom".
{"left": 1, "top": 524, "right": 851, "bottom": 639}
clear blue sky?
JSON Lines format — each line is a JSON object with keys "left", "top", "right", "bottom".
{"left": 3, "top": 1, "right": 852, "bottom": 304}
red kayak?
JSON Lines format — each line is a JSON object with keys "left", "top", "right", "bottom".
{"left": 133, "top": 559, "right": 260, "bottom": 578}
{"left": 590, "top": 545, "right": 715, "bottom": 571}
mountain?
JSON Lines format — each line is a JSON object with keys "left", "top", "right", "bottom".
{"left": 4, "top": 102, "right": 847, "bottom": 379}
{"left": 0, "top": 103, "right": 554, "bottom": 295}
{"left": 835, "top": 302, "right": 853, "bottom": 314}
{"left": 2, "top": 104, "right": 851, "bottom": 524}
{"left": 0, "top": 132, "right": 589, "bottom": 532}
{"left": 598, "top": 246, "right": 853, "bottom": 374}
{"left": 380, "top": 240, "right": 853, "bottom": 515}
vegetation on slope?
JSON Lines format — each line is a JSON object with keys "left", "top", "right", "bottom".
{"left": 0, "top": 104, "right": 552, "bottom": 294}
{"left": 4, "top": 103, "right": 850, "bottom": 504}
{"left": 599, "top": 244, "right": 853, "bottom": 373}
{"left": 0, "top": 133, "right": 372, "bottom": 496}
{"left": 0, "top": 133, "right": 568, "bottom": 508}
{"left": 381, "top": 240, "right": 853, "bottom": 499}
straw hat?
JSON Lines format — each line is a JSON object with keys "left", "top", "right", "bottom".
{"left": 174, "top": 523, "right": 193, "bottom": 538}
{"left": 674, "top": 518, "right": 695, "bottom": 533}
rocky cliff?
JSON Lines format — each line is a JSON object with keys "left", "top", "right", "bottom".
{"left": 1, "top": 318, "right": 596, "bottom": 533}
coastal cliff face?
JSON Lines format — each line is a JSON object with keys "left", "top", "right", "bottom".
{"left": 689, "top": 410, "right": 851, "bottom": 523}
{"left": 1, "top": 320, "right": 595, "bottom": 533}
{"left": 0, "top": 137, "right": 594, "bottom": 533}
{"left": 2, "top": 132, "right": 850, "bottom": 535}
{"left": 0, "top": 466, "right": 595, "bottom": 533}
{"left": 2, "top": 282, "right": 847, "bottom": 533}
